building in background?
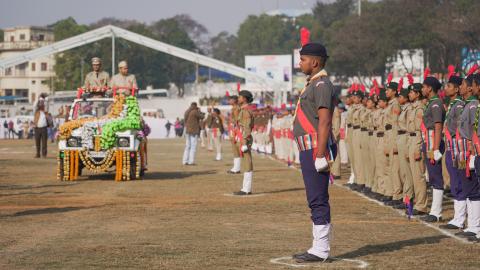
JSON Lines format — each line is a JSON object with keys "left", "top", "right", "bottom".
{"left": 0, "top": 26, "right": 55, "bottom": 104}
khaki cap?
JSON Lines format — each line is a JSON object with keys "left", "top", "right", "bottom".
{"left": 118, "top": 61, "right": 128, "bottom": 68}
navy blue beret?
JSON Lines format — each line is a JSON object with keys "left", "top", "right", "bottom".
{"left": 300, "top": 43, "right": 329, "bottom": 58}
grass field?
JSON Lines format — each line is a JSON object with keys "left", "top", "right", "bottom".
{"left": 0, "top": 138, "right": 479, "bottom": 269}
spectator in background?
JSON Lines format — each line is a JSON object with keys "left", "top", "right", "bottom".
{"left": 182, "top": 102, "right": 204, "bottom": 165}
{"left": 3, "top": 120, "right": 8, "bottom": 139}
{"left": 165, "top": 120, "right": 172, "bottom": 138}
{"left": 33, "top": 103, "right": 49, "bottom": 158}
{"left": 8, "top": 120, "right": 15, "bottom": 139}
{"left": 174, "top": 118, "right": 182, "bottom": 137}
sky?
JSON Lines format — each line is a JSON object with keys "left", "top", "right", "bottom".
{"left": 0, "top": 0, "right": 326, "bottom": 35}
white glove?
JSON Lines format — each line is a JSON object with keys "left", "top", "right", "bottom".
{"left": 469, "top": 155, "right": 476, "bottom": 170}
{"left": 433, "top": 150, "right": 442, "bottom": 161}
{"left": 315, "top": 157, "right": 329, "bottom": 172}
{"left": 241, "top": 145, "right": 248, "bottom": 153}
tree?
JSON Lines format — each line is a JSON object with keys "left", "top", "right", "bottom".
{"left": 236, "top": 15, "right": 297, "bottom": 65}
{"left": 210, "top": 31, "right": 241, "bottom": 65}
{"left": 51, "top": 17, "right": 89, "bottom": 90}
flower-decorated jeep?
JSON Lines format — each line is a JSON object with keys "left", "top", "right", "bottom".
{"left": 57, "top": 91, "right": 146, "bottom": 181}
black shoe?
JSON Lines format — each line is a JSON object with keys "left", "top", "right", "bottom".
{"left": 467, "top": 235, "right": 480, "bottom": 242}
{"left": 333, "top": 175, "right": 341, "bottom": 180}
{"left": 455, "top": 231, "right": 477, "bottom": 237}
{"left": 380, "top": 196, "right": 393, "bottom": 202}
{"left": 227, "top": 170, "right": 241, "bottom": 174}
{"left": 393, "top": 203, "right": 406, "bottom": 209}
{"left": 232, "top": 191, "right": 251, "bottom": 196}
{"left": 410, "top": 209, "right": 428, "bottom": 216}
{"left": 385, "top": 199, "right": 402, "bottom": 206}
{"left": 292, "top": 252, "right": 309, "bottom": 259}
{"left": 421, "top": 215, "right": 442, "bottom": 223}
{"left": 294, "top": 252, "right": 329, "bottom": 263}
{"left": 353, "top": 184, "right": 365, "bottom": 192}
{"left": 439, "top": 224, "right": 463, "bottom": 230}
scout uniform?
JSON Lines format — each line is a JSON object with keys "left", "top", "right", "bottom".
{"left": 228, "top": 98, "right": 242, "bottom": 173}
{"left": 440, "top": 76, "right": 466, "bottom": 229}
{"left": 363, "top": 100, "right": 375, "bottom": 192}
{"left": 331, "top": 106, "right": 342, "bottom": 177}
{"left": 384, "top": 83, "right": 402, "bottom": 204}
{"left": 364, "top": 99, "right": 376, "bottom": 194}
{"left": 234, "top": 90, "right": 254, "bottom": 195}
{"left": 456, "top": 74, "right": 480, "bottom": 237}
{"left": 375, "top": 91, "right": 389, "bottom": 199}
{"left": 421, "top": 77, "right": 446, "bottom": 222}
{"left": 84, "top": 58, "right": 110, "bottom": 92}
{"left": 292, "top": 43, "right": 337, "bottom": 263}
{"left": 110, "top": 61, "right": 138, "bottom": 96}
{"left": 397, "top": 89, "right": 414, "bottom": 207}
{"left": 370, "top": 102, "right": 382, "bottom": 195}
{"left": 406, "top": 84, "right": 428, "bottom": 214}
{"left": 345, "top": 96, "right": 356, "bottom": 184}
{"left": 351, "top": 94, "right": 365, "bottom": 188}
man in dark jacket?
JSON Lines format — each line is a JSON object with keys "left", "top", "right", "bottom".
{"left": 182, "top": 102, "right": 204, "bottom": 165}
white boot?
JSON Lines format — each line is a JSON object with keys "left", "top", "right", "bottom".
{"left": 307, "top": 223, "right": 331, "bottom": 259}
{"left": 215, "top": 153, "right": 222, "bottom": 161}
{"left": 241, "top": 171, "right": 253, "bottom": 193}
{"left": 348, "top": 170, "right": 355, "bottom": 184}
{"left": 266, "top": 143, "right": 273, "bottom": 154}
{"left": 429, "top": 188, "right": 444, "bottom": 218}
{"left": 229, "top": 157, "right": 241, "bottom": 173}
{"left": 448, "top": 200, "right": 466, "bottom": 228}
{"left": 465, "top": 200, "right": 480, "bottom": 234}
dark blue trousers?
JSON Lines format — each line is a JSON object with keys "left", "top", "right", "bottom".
{"left": 300, "top": 149, "right": 332, "bottom": 225}
{"left": 445, "top": 150, "right": 465, "bottom": 200}
{"left": 462, "top": 156, "right": 480, "bottom": 201}
{"left": 423, "top": 141, "right": 444, "bottom": 190}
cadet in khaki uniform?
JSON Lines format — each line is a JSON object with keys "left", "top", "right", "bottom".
{"left": 370, "top": 95, "right": 382, "bottom": 196}
{"left": 84, "top": 57, "right": 110, "bottom": 93}
{"left": 351, "top": 91, "right": 365, "bottom": 190}
{"left": 395, "top": 88, "right": 414, "bottom": 209}
{"left": 363, "top": 95, "right": 376, "bottom": 195}
{"left": 344, "top": 94, "right": 356, "bottom": 184}
{"left": 210, "top": 108, "right": 225, "bottom": 161}
{"left": 358, "top": 96, "right": 371, "bottom": 192}
{"left": 406, "top": 83, "right": 428, "bottom": 215}
{"left": 233, "top": 90, "right": 254, "bottom": 196}
{"left": 384, "top": 82, "right": 402, "bottom": 205}
{"left": 110, "top": 61, "right": 138, "bottom": 96}
{"left": 420, "top": 77, "right": 446, "bottom": 223}
{"left": 375, "top": 90, "right": 389, "bottom": 200}
{"left": 331, "top": 105, "right": 342, "bottom": 178}
{"left": 228, "top": 96, "right": 242, "bottom": 174}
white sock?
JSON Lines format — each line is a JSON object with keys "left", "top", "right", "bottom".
{"left": 241, "top": 171, "right": 253, "bottom": 193}
{"left": 307, "top": 223, "right": 331, "bottom": 259}
{"left": 448, "top": 200, "right": 466, "bottom": 228}
{"left": 429, "top": 188, "right": 444, "bottom": 218}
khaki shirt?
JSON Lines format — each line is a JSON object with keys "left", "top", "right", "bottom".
{"left": 84, "top": 71, "right": 110, "bottom": 90}
{"left": 385, "top": 98, "right": 401, "bottom": 152}
{"left": 110, "top": 73, "right": 138, "bottom": 92}
{"left": 239, "top": 105, "right": 254, "bottom": 142}
{"left": 406, "top": 100, "right": 424, "bottom": 148}
{"left": 398, "top": 103, "right": 412, "bottom": 132}
{"left": 351, "top": 104, "right": 363, "bottom": 127}
{"left": 231, "top": 105, "right": 241, "bottom": 126}
{"left": 332, "top": 107, "right": 341, "bottom": 139}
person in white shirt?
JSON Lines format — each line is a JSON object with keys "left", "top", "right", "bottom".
{"left": 33, "top": 103, "right": 49, "bottom": 158}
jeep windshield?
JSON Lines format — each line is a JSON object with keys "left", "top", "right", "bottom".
{"left": 70, "top": 99, "right": 114, "bottom": 120}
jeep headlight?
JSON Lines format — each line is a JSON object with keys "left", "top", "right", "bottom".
{"left": 117, "top": 137, "right": 130, "bottom": 147}
{"left": 67, "top": 137, "right": 81, "bottom": 147}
